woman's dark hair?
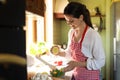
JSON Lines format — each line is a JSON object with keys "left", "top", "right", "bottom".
{"left": 64, "top": 2, "right": 93, "bottom": 28}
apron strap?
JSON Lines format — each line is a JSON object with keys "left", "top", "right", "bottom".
{"left": 80, "top": 25, "right": 88, "bottom": 48}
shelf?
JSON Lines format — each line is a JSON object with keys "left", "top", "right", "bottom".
{"left": 54, "top": 13, "right": 64, "bottom": 19}
{"left": 90, "top": 15, "right": 105, "bottom": 17}
{"left": 54, "top": 13, "right": 105, "bottom": 19}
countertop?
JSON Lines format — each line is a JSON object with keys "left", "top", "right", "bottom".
{"left": 27, "top": 54, "right": 73, "bottom": 80}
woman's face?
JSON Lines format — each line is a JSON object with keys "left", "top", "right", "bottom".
{"left": 64, "top": 14, "right": 83, "bottom": 29}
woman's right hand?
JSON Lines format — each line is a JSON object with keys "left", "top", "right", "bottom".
{"left": 57, "top": 51, "right": 66, "bottom": 57}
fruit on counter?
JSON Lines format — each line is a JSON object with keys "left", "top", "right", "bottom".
{"left": 30, "top": 42, "right": 49, "bottom": 55}
{"left": 50, "top": 68, "right": 64, "bottom": 78}
{"left": 37, "top": 42, "right": 48, "bottom": 55}
{"left": 54, "top": 61, "right": 63, "bottom": 66}
{"left": 50, "top": 46, "right": 60, "bottom": 55}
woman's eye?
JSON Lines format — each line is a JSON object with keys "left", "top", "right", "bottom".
{"left": 69, "top": 20, "right": 74, "bottom": 23}
{"left": 66, "top": 20, "right": 74, "bottom": 24}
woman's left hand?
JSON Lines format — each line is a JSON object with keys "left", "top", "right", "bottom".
{"left": 63, "top": 61, "right": 77, "bottom": 72}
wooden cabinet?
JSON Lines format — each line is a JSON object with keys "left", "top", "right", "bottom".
{"left": 26, "top": 0, "right": 45, "bottom": 16}
{"left": 0, "top": 0, "right": 25, "bottom": 26}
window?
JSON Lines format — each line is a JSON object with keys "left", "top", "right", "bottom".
{"left": 25, "top": 11, "right": 44, "bottom": 54}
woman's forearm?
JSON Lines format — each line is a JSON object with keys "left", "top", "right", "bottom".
{"left": 75, "top": 61, "right": 87, "bottom": 67}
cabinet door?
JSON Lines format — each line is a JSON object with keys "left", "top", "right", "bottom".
{"left": 0, "top": 0, "right": 25, "bottom": 26}
{"left": 26, "top": 0, "right": 45, "bottom": 16}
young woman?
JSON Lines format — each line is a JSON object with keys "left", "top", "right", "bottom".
{"left": 58, "top": 2, "right": 105, "bottom": 80}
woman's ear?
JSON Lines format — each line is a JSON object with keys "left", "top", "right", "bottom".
{"left": 79, "top": 15, "right": 84, "bottom": 21}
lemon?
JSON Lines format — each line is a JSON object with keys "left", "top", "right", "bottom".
{"left": 50, "top": 46, "right": 60, "bottom": 55}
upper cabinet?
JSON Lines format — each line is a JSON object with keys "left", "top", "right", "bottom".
{"left": 26, "top": 0, "right": 45, "bottom": 16}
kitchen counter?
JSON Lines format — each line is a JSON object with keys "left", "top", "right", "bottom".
{"left": 27, "top": 54, "right": 72, "bottom": 80}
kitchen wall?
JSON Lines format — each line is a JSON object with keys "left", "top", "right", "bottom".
{"left": 53, "top": 19, "right": 70, "bottom": 45}
{"left": 53, "top": 0, "right": 112, "bottom": 80}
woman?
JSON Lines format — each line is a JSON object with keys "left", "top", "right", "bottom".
{"left": 58, "top": 2, "right": 105, "bottom": 80}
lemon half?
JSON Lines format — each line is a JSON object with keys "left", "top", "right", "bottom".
{"left": 50, "top": 46, "right": 60, "bottom": 55}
